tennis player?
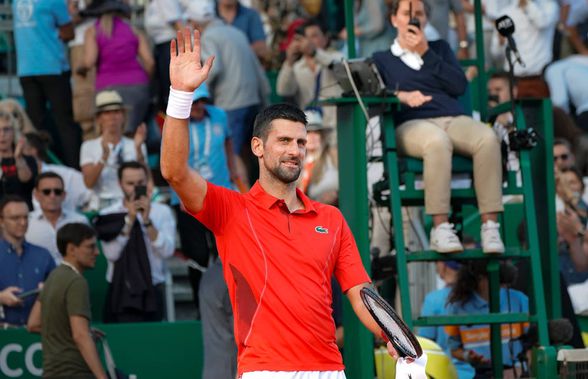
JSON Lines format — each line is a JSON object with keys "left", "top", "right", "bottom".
{"left": 161, "top": 27, "right": 403, "bottom": 379}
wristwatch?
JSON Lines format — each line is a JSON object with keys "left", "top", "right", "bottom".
{"left": 459, "top": 40, "right": 469, "bottom": 49}
{"left": 143, "top": 219, "right": 153, "bottom": 228}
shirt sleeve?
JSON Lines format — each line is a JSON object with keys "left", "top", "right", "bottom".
{"left": 418, "top": 293, "right": 439, "bottom": 340}
{"left": 80, "top": 140, "right": 98, "bottom": 166}
{"left": 193, "top": 182, "right": 242, "bottom": 235}
{"left": 333, "top": 213, "right": 371, "bottom": 292}
{"left": 66, "top": 277, "right": 92, "bottom": 320}
{"left": 52, "top": 0, "right": 73, "bottom": 26}
{"left": 421, "top": 41, "right": 468, "bottom": 97}
{"left": 151, "top": 205, "right": 176, "bottom": 259}
{"left": 246, "top": 9, "right": 266, "bottom": 43}
{"left": 156, "top": 0, "right": 183, "bottom": 24}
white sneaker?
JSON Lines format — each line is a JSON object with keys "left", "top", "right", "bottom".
{"left": 430, "top": 223, "right": 464, "bottom": 253}
{"left": 481, "top": 220, "right": 505, "bottom": 254}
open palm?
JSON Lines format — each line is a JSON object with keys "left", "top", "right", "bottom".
{"left": 169, "top": 28, "right": 214, "bottom": 92}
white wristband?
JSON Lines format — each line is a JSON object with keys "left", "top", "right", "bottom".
{"left": 166, "top": 86, "right": 194, "bottom": 119}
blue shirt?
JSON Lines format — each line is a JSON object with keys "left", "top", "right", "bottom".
{"left": 446, "top": 288, "right": 529, "bottom": 368}
{"left": 0, "top": 240, "right": 55, "bottom": 325}
{"left": 13, "top": 0, "right": 71, "bottom": 76}
{"left": 217, "top": 3, "right": 266, "bottom": 44}
{"left": 171, "top": 105, "right": 233, "bottom": 205}
{"left": 372, "top": 40, "right": 468, "bottom": 125}
{"left": 419, "top": 286, "right": 476, "bottom": 379}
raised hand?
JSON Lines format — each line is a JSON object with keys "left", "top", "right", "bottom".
{"left": 170, "top": 28, "right": 214, "bottom": 92}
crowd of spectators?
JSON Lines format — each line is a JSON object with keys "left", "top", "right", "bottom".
{"left": 0, "top": 0, "right": 587, "bottom": 378}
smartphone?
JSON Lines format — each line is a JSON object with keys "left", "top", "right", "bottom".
{"left": 17, "top": 288, "right": 40, "bottom": 300}
{"left": 408, "top": 2, "right": 421, "bottom": 32}
{"left": 134, "top": 185, "right": 147, "bottom": 199}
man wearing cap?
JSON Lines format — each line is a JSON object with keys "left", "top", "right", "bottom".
{"left": 186, "top": 1, "right": 270, "bottom": 184}
{"left": 13, "top": 0, "right": 80, "bottom": 168}
{"left": 80, "top": 90, "right": 148, "bottom": 210}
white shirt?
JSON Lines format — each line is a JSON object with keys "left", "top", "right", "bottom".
{"left": 26, "top": 209, "right": 89, "bottom": 265}
{"left": 99, "top": 200, "right": 176, "bottom": 285}
{"left": 490, "top": 0, "right": 559, "bottom": 76}
{"left": 144, "top": 0, "right": 184, "bottom": 44}
{"left": 32, "top": 163, "right": 93, "bottom": 212}
{"left": 80, "top": 136, "right": 148, "bottom": 207}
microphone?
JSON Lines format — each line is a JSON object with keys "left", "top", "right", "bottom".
{"left": 495, "top": 15, "right": 526, "bottom": 68}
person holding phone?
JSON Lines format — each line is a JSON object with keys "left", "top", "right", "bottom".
{"left": 372, "top": 0, "right": 504, "bottom": 254}
{"left": 99, "top": 161, "right": 175, "bottom": 322}
{"left": 0, "top": 195, "right": 55, "bottom": 326}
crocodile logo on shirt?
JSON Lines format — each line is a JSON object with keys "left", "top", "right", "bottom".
{"left": 315, "top": 226, "right": 328, "bottom": 234}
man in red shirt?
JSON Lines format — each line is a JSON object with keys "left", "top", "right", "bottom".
{"left": 161, "top": 28, "right": 398, "bottom": 379}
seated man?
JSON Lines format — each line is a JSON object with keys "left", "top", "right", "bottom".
{"left": 0, "top": 195, "right": 55, "bottom": 326}
{"left": 99, "top": 161, "right": 175, "bottom": 322}
{"left": 373, "top": 0, "right": 504, "bottom": 253}
{"left": 26, "top": 172, "right": 89, "bottom": 264}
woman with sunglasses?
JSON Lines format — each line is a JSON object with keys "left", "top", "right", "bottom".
{"left": 0, "top": 111, "right": 37, "bottom": 209}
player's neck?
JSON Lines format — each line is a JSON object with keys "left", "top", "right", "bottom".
{"left": 258, "top": 176, "right": 303, "bottom": 212}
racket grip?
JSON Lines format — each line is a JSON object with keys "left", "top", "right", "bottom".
{"left": 380, "top": 330, "right": 390, "bottom": 343}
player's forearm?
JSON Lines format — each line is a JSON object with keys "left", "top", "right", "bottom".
{"left": 347, "top": 283, "right": 383, "bottom": 337}
{"left": 160, "top": 116, "right": 192, "bottom": 184}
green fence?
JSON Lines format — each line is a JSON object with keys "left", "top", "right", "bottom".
{"left": 0, "top": 321, "right": 203, "bottom": 379}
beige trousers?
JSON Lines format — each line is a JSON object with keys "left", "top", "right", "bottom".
{"left": 396, "top": 115, "right": 503, "bottom": 215}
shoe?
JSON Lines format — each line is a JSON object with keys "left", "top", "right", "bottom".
{"left": 430, "top": 223, "right": 464, "bottom": 253}
{"left": 481, "top": 220, "right": 505, "bottom": 254}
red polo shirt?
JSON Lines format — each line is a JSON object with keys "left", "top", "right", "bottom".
{"left": 193, "top": 181, "right": 371, "bottom": 374}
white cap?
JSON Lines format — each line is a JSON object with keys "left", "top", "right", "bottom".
{"left": 186, "top": 0, "right": 215, "bottom": 23}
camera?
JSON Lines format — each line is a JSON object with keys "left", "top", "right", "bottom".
{"left": 508, "top": 128, "right": 538, "bottom": 151}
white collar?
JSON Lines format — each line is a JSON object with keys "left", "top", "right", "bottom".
{"left": 61, "top": 261, "right": 80, "bottom": 275}
{"left": 391, "top": 39, "right": 424, "bottom": 71}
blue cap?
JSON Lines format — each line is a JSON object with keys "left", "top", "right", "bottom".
{"left": 193, "top": 83, "right": 210, "bottom": 102}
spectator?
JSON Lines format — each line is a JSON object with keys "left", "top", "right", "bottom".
{"left": 424, "top": 0, "right": 469, "bottom": 58}
{"left": 215, "top": 0, "right": 270, "bottom": 62}
{"left": 553, "top": 138, "right": 576, "bottom": 173}
{"left": 26, "top": 172, "right": 89, "bottom": 264}
{"left": 80, "top": 0, "right": 154, "bottom": 133}
{"left": 338, "top": 0, "right": 395, "bottom": 58}
{"left": 545, "top": 55, "right": 588, "bottom": 130}
{"left": 27, "top": 223, "right": 108, "bottom": 379}
{"left": 187, "top": 1, "right": 270, "bottom": 183}
{"left": 0, "top": 99, "right": 36, "bottom": 135}
{"left": 171, "top": 83, "right": 238, "bottom": 316}
{"left": 12, "top": 0, "right": 81, "bottom": 168}
{"left": 24, "top": 131, "right": 93, "bottom": 212}
{"left": 99, "top": 161, "right": 175, "bottom": 322}
{"left": 372, "top": 0, "right": 504, "bottom": 254}
{"left": 446, "top": 261, "right": 529, "bottom": 378}
{"left": 298, "top": 110, "right": 338, "bottom": 205}
{"left": 68, "top": 0, "right": 98, "bottom": 140}
{"left": 419, "top": 260, "right": 476, "bottom": 379}
{"left": 144, "top": 0, "right": 185, "bottom": 113}
{"left": 276, "top": 19, "right": 343, "bottom": 130}
{"left": 80, "top": 90, "right": 148, "bottom": 210}
{"left": 0, "top": 195, "right": 55, "bottom": 326}
{"left": 0, "top": 111, "right": 38, "bottom": 210}
{"left": 489, "top": 0, "right": 558, "bottom": 98}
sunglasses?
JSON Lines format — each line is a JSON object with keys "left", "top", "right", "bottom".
{"left": 554, "top": 154, "right": 569, "bottom": 162}
{"left": 40, "top": 188, "right": 64, "bottom": 196}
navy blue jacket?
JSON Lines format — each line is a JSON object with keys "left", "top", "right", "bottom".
{"left": 372, "top": 40, "right": 468, "bottom": 125}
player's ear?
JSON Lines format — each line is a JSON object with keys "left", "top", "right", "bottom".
{"left": 251, "top": 136, "right": 264, "bottom": 158}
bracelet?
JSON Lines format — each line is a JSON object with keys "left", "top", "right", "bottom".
{"left": 166, "top": 87, "right": 194, "bottom": 119}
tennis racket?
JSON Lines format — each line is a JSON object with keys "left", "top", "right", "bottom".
{"left": 360, "top": 286, "right": 423, "bottom": 359}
